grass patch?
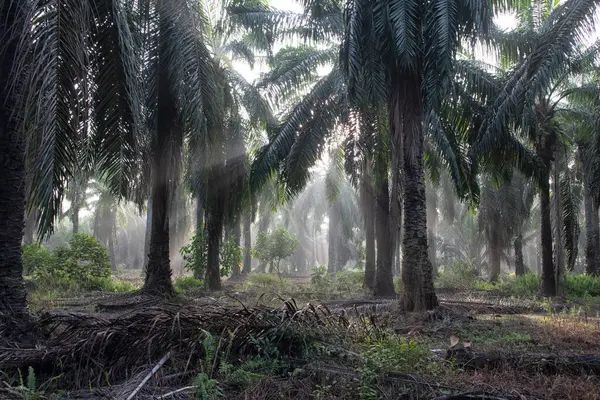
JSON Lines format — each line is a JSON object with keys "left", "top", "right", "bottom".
{"left": 174, "top": 276, "right": 204, "bottom": 295}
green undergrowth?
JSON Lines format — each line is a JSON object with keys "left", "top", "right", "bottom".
{"left": 478, "top": 273, "right": 600, "bottom": 299}
{"left": 436, "top": 261, "right": 600, "bottom": 299}
{"left": 174, "top": 276, "right": 205, "bottom": 295}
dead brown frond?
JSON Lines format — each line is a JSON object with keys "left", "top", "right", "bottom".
{"left": 0, "top": 299, "right": 357, "bottom": 392}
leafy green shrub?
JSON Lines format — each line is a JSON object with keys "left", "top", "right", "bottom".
{"left": 181, "top": 228, "right": 208, "bottom": 279}
{"left": 175, "top": 276, "right": 204, "bottom": 294}
{"left": 359, "top": 335, "right": 432, "bottom": 400}
{"left": 437, "top": 260, "right": 479, "bottom": 289}
{"left": 475, "top": 273, "right": 600, "bottom": 298}
{"left": 335, "top": 269, "right": 364, "bottom": 294}
{"left": 310, "top": 266, "right": 332, "bottom": 292}
{"left": 361, "top": 336, "right": 431, "bottom": 374}
{"left": 496, "top": 273, "right": 541, "bottom": 297}
{"left": 252, "top": 227, "right": 299, "bottom": 276}
{"left": 220, "top": 238, "right": 242, "bottom": 277}
{"left": 219, "top": 360, "right": 266, "bottom": 390}
{"left": 29, "top": 234, "right": 111, "bottom": 290}
{"left": 84, "top": 276, "right": 137, "bottom": 292}
{"left": 393, "top": 276, "right": 404, "bottom": 294}
{"left": 247, "top": 273, "right": 281, "bottom": 288}
{"left": 22, "top": 243, "right": 53, "bottom": 276}
{"left": 181, "top": 230, "right": 242, "bottom": 279}
{"left": 566, "top": 274, "right": 600, "bottom": 297}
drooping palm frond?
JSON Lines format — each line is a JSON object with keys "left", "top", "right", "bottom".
{"left": 258, "top": 46, "right": 337, "bottom": 106}
{"left": 17, "top": 0, "right": 141, "bottom": 238}
{"left": 92, "top": 0, "right": 143, "bottom": 203}
{"left": 250, "top": 67, "right": 344, "bottom": 192}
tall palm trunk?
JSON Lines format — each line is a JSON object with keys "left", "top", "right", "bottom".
{"left": 206, "top": 208, "right": 223, "bottom": 290}
{"left": 398, "top": 78, "right": 437, "bottom": 311}
{"left": 242, "top": 213, "right": 252, "bottom": 274}
{"left": 427, "top": 193, "right": 438, "bottom": 278}
{"left": 538, "top": 135, "right": 556, "bottom": 296}
{"left": 580, "top": 146, "right": 600, "bottom": 275}
{"left": 196, "top": 196, "right": 204, "bottom": 231}
{"left": 361, "top": 169, "right": 376, "bottom": 289}
{"left": 230, "top": 220, "right": 241, "bottom": 278}
{"left": 553, "top": 158, "right": 565, "bottom": 294}
{"left": 540, "top": 174, "right": 556, "bottom": 296}
{"left": 205, "top": 164, "right": 226, "bottom": 290}
{"left": 0, "top": 0, "right": 29, "bottom": 321}
{"left": 143, "top": 195, "right": 152, "bottom": 269}
{"left": 489, "top": 229, "right": 501, "bottom": 283}
{"left": 327, "top": 202, "right": 341, "bottom": 274}
{"left": 389, "top": 100, "right": 403, "bottom": 280}
{"left": 143, "top": 12, "right": 180, "bottom": 296}
{"left": 72, "top": 182, "right": 81, "bottom": 234}
{"left": 374, "top": 180, "right": 395, "bottom": 297}
{"left": 514, "top": 234, "right": 525, "bottom": 276}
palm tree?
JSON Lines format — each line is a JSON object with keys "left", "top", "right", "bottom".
{"left": 182, "top": 0, "right": 277, "bottom": 290}
{"left": 2, "top": 0, "right": 146, "bottom": 318}
{"left": 341, "top": 0, "right": 517, "bottom": 310}
{"left": 477, "top": 0, "right": 600, "bottom": 295}
{"left": 0, "top": 0, "right": 31, "bottom": 323}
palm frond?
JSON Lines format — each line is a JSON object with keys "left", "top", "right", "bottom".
{"left": 249, "top": 68, "right": 343, "bottom": 193}
{"left": 259, "top": 46, "right": 337, "bottom": 105}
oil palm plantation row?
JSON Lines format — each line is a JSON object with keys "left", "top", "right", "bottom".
{"left": 0, "top": 0, "right": 276, "bottom": 322}
{"left": 1, "top": 0, "right": 600, "bottom": 325}
{"left": 235, "top": 0, "right": 600, "bottom": 306}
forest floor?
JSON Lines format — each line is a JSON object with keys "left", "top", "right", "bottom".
{"left": 1, "top": 276, "right": 600, "bottom": 399}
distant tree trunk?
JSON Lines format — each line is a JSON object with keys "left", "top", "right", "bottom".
{"left": 427, "top": 193, "right": 438, "bottom": 278}
{"left": 242, "top": 213, "right": 252, "bottom": 274}
{"left": 196, "top": 194, "right": 204, "bottom": 231}
{"left": 540, "top": 174, "right": 556, "bottom": 296}
{"left": 374, "top": 179, "right": 395, "bottom": 297}
{"left": 580, "top": 145, "right": 600, "bottom": 276}
{"left": 23, "top": 210, "right": 37, "bottom": 245}
{"left": 296, "top": 240, "right": 307, "bottom": 274}
{"left": 254, "top": 205, "right": 271, "bottom": 273}
{"left": 514, "top": 234, "right": 525, "bottom": 276}
{"left": 108, "top": 229, "right": 116, "bottom": 271}
{"left": 398, "top": 77, "right": 437, "bottom": 311}
{"left": 327, "top": 202, "right": 341, "bottom": 274}
{"left": 143, "top": 12, "right": 179, "bottom": 296}
{"left": 489, "top": 229, "right": 501, "bottom": 283}
{"left": 144, "top": 170, "right": 175, "bottom": 295}
{"left": 144, "top": 196, "right": 152, "bottom": 269}
{"left": 72, "top": 182, "right": 81, "bottom": 235}
{"left": 230, "top": 220, "right": 241, "bottom": 278}
{"left": 0, "top": 0, "right": 29, "bottom": 322}
{"left": 205, "top": 207, "right": 223, "bottom": 290}
{"left": 362, "top": 167, "right": 376, "bottom": 289}
{"left": 553, "top": 158, "right": 565, "bottom": 295}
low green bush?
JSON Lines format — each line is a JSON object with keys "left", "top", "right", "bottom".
{"left": 310, "top": 266, "right": 332, "bottom": 292}
{"left": 566, "top": 274, "right": 600, "bottom": 297}
{"left": 23, "top": 234, "right": 111, "bottom": 291}
{"left": 335, "top": 269, "right": 364, "bottom": 295}
{"left": 475, "top": 273, "right": 600, "bottom": 298}
{"left": 175, "top": 276, "right": 204, "bottom": 294}
{"left": 247, "top": 273, "right": 290, "bottom": 290}
{"left": 436, "top": 260, "right": 479, "bottom": 289}
{"left": 22, "top": 243, "right": 53, "bottom": 275}
{"left": 359, "top": 334, "right": 433, "bottom": 400}
{"left": 496, "top": 273, "right": 541, "bottom": 297}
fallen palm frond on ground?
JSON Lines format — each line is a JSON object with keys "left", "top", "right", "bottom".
{"left": 0, "top": 299, "right": 353, "bottom": 392}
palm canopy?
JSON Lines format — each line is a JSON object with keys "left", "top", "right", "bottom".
{"left": 11, "top": 0, "right": 230, "bottom": 238}
{"left": 475, "top": 0, "right": 600, "bottom": 160}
